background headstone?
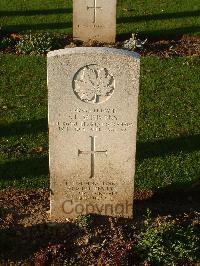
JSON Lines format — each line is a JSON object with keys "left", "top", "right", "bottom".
{"left": 48, "top": 47, "right": 140, "bottom": 219}
{"left": 73, "top": 0, "right": 116, "bottom": 43}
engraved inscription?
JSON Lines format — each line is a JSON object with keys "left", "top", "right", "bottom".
{"left": 78, "top": 136, "right": 107, "bottom": 178}
{"left": 57, "top": 108, "right": 134, "bottom": 133}
{"left": 77, "top": 24, "right": 104, "bottom": 28}
{"left": 65, "top": 181, "right": 117, "bottom": 200}
{"left": 87, "top": 0, "right": 102, "bottom": 23}
{"left": 73, "top": 64, "right": 115, "bottom": 104}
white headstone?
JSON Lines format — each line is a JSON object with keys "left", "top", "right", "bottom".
{"left": 73, "top": 0, "right": 116, "bottom": 43}
{"left": 48, "top": 47, "right": 140, "bottom": 219}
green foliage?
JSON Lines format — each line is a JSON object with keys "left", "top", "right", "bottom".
{"left": 0, "top": 37, "right": 13, "bottom": 49}
{"left": 16, "top": 32, "right": 55, "bottom": 54}
{"left": 75, "top": 215, "right": 94, "bottom": 230}
{"left": 135, "top": 221, "right": 200, "bottom": 265}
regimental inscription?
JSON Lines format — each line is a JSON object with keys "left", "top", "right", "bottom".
{"left": 65, "top": 180, "right": 117, "bottom": 200}
{"left": 73, "top": 65, "right": 115, "bottom": 104}
{"left": 87, "top": 0, "right": 102, "bottom": 23}
{"left": 78, "top": 136, "right": 107, "bottom": 178}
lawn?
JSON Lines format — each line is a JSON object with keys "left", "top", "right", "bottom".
{"left": 0, "top": 0, "right": 200, "bottom": 37}
{"left": 0, "top": 1, "right": 200, "bottom": 264}
{"left": 1, "top": 54, "right": 199, "bottom": 190}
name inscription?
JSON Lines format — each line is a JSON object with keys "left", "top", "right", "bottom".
{"left": 57, "top": 108, "right": 133, "bottom": 132}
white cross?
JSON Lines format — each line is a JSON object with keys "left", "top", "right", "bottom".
{"left": 87, "top": 0, "right": 102, "bottom": 23}
{"left": 78, "top": 136, "right": 107, "bottom": 178}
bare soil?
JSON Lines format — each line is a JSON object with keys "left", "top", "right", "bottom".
{"left": 0, "top": 187, "right": 199, "bottom": 265}
{"left": 79, "top": 35, "right": 200, "bottom": 57}
{"left": 139, "top": 35, "right": 200, "bottom": 57}
{"left": 49, "top": 34, "right": 200, "bottom": 57}
{"left": 1, "top": 34, "right": 200, "bottom": 57}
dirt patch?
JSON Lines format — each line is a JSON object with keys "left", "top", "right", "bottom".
{"left": 0, "top": 188, "right": 199, "bottom": 264}
{"left": 77, "top": 35, "right": 200, "bottom": 57}
{"left": 140, "top": 35, "right": 200, "bottom": 57}
{"left": 1, "top": 33, "right": 200, "bottom": 57}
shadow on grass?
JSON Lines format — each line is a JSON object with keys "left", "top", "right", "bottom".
{"left": 117, "top": 10, "right": 200, "bottom": 24}
{"left": 0, "top": 8, "right": 72, "bottom": 17}
{"left": 0, "top": 156, "right": 48, "bottom": 179}
{"left": 0, "top": 222, "right": 80, "bottom": 262}
{"left": 117, "top": 10, "right": 200, "bottom": 39}
{"left": 0, "top": 133, "right": 199, "bottom": 180}
{"left": 1, "top": 22, "right": 72, "bottom": 33}
{"left": 118, "top": 25, "right": 200, "bottom": 40}
{"left": 137, "top": 134, "right": 200, "bottom": 161}
{"left": 2, "top": 9, "right": 199, "bottom": 36}
{"left": 0, "top": 118, "right": 48, "bottom": 137}
{"left": 134, "top": 182, "right": 200, "bottom": 219}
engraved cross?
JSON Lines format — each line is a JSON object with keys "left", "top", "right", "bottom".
{"left": 78, "top": 136, "right": 107, "bottom": 178}
{"left": 87, "top": 0, "right": 102, "bottom": 23}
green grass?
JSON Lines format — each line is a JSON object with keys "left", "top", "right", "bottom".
{"left": 0, "top": 54, "right": 199, "bottom": 189}
{"left": 0, "top": 55, "right": 48, "bottom": 188}
{"left": 137, "top": 56, "right": 200, "bottom": 189}
{"left": 0, "top": 0, "right": 199, "bottom": 38}
{"left": 135, "top": 220, "right": 200, "bottom": 265}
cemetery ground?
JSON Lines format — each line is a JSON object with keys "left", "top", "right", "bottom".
{"left": 1, "top": 55, "right": 200, "bottom": 265}
{"left": 0, "top": 0, "right": 200, "bottom": 265}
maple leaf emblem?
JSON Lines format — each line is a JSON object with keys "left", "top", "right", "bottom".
{"left": 73, "top": 65, "right": 115, "bottom": 104}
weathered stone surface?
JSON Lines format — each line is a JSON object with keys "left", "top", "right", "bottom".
{"left": 73, "top": 0, "right": 116, "bottom": 43}
{"left": 48, "top": 47, "right": 140, "bottom": 219}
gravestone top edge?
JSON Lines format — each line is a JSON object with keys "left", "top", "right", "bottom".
{"left": 47, "top": 47, "right": 140, "bottom": 60}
